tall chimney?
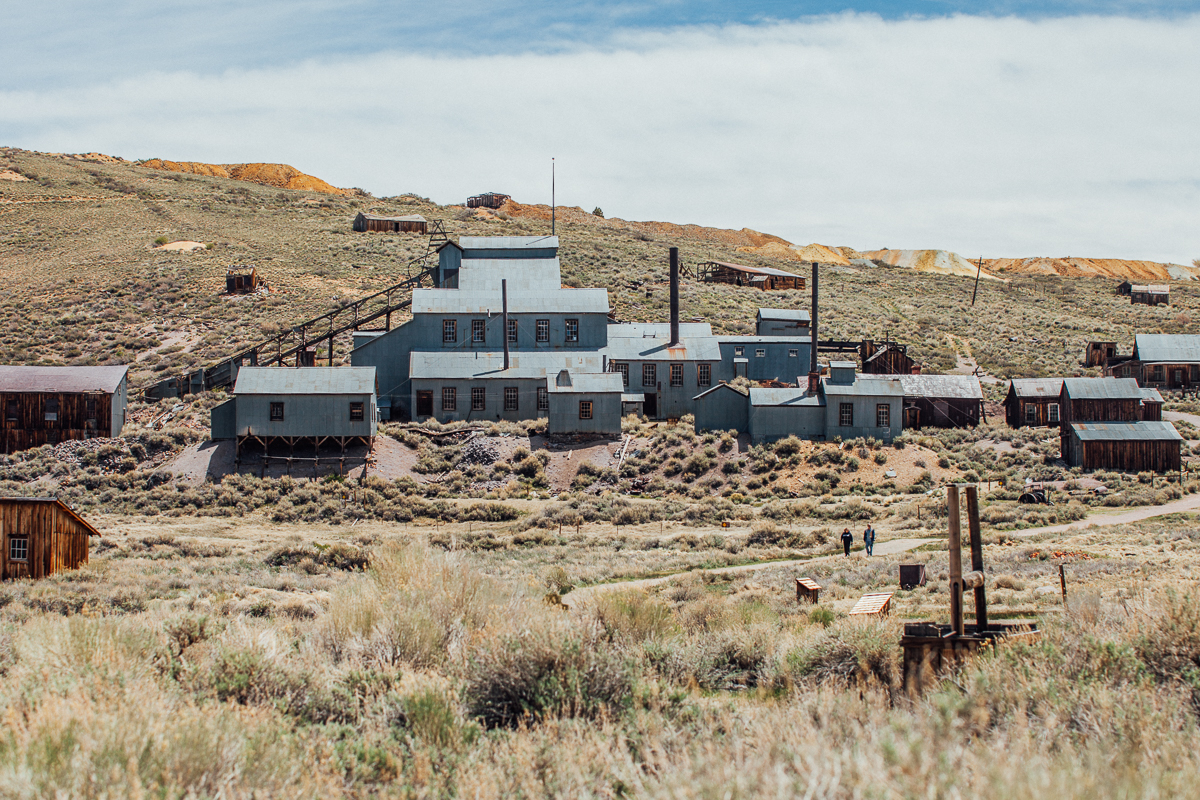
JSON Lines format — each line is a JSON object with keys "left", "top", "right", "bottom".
{"left": 502, "top": 279, "right": 510, "bottom": 370}
{"left": 810, "top": 262, "right": 819, "bottom": 375}
{"left": 669, "top": 247, "right": 680, "bottom": 346}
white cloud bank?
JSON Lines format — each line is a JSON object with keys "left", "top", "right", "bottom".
{"left": 2, "top": 13, "right": 1198, "bottom": 263}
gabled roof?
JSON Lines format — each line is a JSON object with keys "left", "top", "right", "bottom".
{"left": 1141, "top": 387, "right": 1165, "bottom": 403}
{"left": 547, "top": 371, "right": 623, "bottom": 394}
{"left": 0, "top": 366, "right": 128, "bottom": 394}
{"left": 1133, "top": 334, "right": 1200, "bottom": 364}
{"left": 411, "top": 288, "right": 609, "bottom": 314}
{"left": 603, "top": 333, "right": 722, "bottom": 362}
{"left": 894, "top": 374, "right": 983, "bottom": 400}
{"left": 826, "top": 376, "right": 905, "bottom": 397}
{"left": 1131, "top": 284, "right": 1169, "bottom": 293}
{"left": 233, "top": 367, "right": 376, "bottom": 395}
{"left": 356, "top": 213, "right": 426, "bottom": 222}
{"left": 750, "top": 387, "right": 824, "bottom": 407}
{"left": 1009, "top": 378, "right": 1064, "bottom": 398}
{"left": 1063, "top": 377, "right": 1144, "bottom": 400}
{"left": 757, "top": 308, "right": 811, "bottom": 322}
{"left": 0, "top": 497, "right": 101, "bottom": 536}
{"left": 1070, "top": 421, "right": 1183, "bottom": 442}
{"left": 459, "top": 236, "right": 558, "bottom": 250}
{"left": 703, "top": 260, "right": 804, "bottom": 279}
{"left": 694, "top": 383, "right": 749, "bottom": 402}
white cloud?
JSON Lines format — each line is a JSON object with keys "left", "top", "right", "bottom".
{"left": 2, "top": 13, "right": 1198, "bottom": 262}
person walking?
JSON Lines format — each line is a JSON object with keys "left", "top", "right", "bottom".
{"left": 863, "top": 523, "right": 876, "bottom": 556}
{"left": 841, "top": 527, "right": 854, "bottom": 556}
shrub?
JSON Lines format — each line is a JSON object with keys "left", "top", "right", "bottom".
{"left": 591, "top": 590, "right": 678, "bottom": 641}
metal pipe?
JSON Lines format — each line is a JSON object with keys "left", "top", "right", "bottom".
{"left": 810, "top": 263, "right": 819, "bottom": 375}
{"left": 966, "top": 484, "right": 987, "bottom": 631}
{"left": 502, "top": 279, "right": 510, "bottom": 371}
{"left": 948, "top": 485, "right": 963, "bottom": 636}
{"left": 551, "top": 158, "right": 556, "bottom": 236}
{"left": 669, "top": 247, "right": 680, "bottom": 346}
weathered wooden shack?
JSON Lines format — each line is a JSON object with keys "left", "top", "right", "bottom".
{"left": 466, "top": 193, "right": 511, "bottom": 209}
{"left": 1060, "top": 377, "right": 1144, "bottom": 428}
{"left": 226, "top": 266, "right": 265, "bottom": 294}
{"left": 1083, "top": 341, "right": 1117, "bottom": 368}
{"left": 1004, "top": 378, "right": 1063, "bottom": 428}
{"left": 353, "top": 213, "right": 428, "bottom": 234}
{"left": 1117, "top": 280, "right": 1133, "bottom": 296}
{"left": 860, "top": 339, "right": 918, "bottom": 375}
{"left": 696, "top": 261, "right": 805, "bottom": 291}
{"left": 1109, "top": 334, "right": 1200, "bottom": 392}
{"left": 1130, "top": 284, "right": 1169, "bottom": 306}
{"left": 1064, "top": 421, "right": 1182, "bottom": 472}
{"left": 895, "top": 374, "right": 983, "bottom": 429}
{"left": 1, "top": 497, "right": 100, "bottom": 580}
{"left": 0, "top": 366, "right": 128, "bottom": 453}
{"left": 1140, "top": 387, "right": 1164, "bottom": 421}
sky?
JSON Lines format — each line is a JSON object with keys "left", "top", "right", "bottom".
{"left": 2, "top": 1, "right": 1198, "bottom": 263}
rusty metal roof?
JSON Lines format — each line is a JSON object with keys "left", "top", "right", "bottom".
{"left": 0, "top": 366, "right": 128, "bottom": 394}
{"left": 1063, "top": 377, "right": 1143, "bottom": 400}
{"left": 1070, "top": 421, "right": 1183, "bottom": 442}
{"left": 1009, "top": 378, "right": 1064, "bottom": 398}
{"left": 703, "top": 260, "right": 804, "bottom": 279}
{"left": 895, "top": 374, "right": 983, "bottom": 400}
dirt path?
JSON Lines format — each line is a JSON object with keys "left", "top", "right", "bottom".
{"left": 1010, "top": 492, "right": 1200, "bottom": 538}
{"left": 1164, "top": 410, "right": 1200, "bottom": 428}
{"left": 569, "top": 537, "right": 933, "bottom": 602}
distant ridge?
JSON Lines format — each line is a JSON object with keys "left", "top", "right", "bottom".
{"left": 140, "top": 159, "right": 349, "bottom": 196}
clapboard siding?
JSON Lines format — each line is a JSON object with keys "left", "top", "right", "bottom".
{"left": 0, "top": 498, "right": 99, "bottom": 580}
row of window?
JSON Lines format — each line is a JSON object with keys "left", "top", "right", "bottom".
{"left": 838, "top": 403, "right": 891, "bottom": 428}
{"left": 269, "top": 402, "right": 365, "bottom": 422}
{"left": 1026, "top": 403, "right": 1061, "bottom": 424}
{"left": 5, "top": 397, "right": 100, "bottom": 423}
{"left": 610, "top": 363, "right": 712, "bottom": 388}
{"left": 443, "top": 318, "right": 580, "bottom": 345}
{"left": 442, "top": 387, "right": 550, "bottom": 413}
{"left": 731, "top": 346, "right": 800, "bottom": 358}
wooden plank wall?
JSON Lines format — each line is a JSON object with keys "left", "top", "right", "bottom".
{"left": 1, "top": 391, "right": 113, "bottom": 452}
{"left": 906, "top": 398, "right": 981, "bottom": 429}
{"left": 1006, "top": 397, "right": 1056, "bottom": 428}
{"left": 0, "top": 501, "right": 92, "bottom": 580}
{"left": 1064, "top": 398, "right": 1140, "bottom": 426}
{"left": 1076, "top": 438, "right": 1181, "bottom": 472}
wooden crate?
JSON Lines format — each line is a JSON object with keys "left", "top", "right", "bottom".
{"left": 795, "top": 578, "right": 821, "bottom": 604}
{"left": 849, "top": 592, "right": 893, "bottom": 616}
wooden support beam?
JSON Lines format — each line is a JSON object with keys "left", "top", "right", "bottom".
{"left": 965, "top": 484, "right": 987, "bottom": 631}
{"left": 948, "top": 485, "right": 964, "bottom": 636}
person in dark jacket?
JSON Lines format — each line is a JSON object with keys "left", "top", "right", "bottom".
{"left": 863, "top": 524, "right": 876, "bottom": 556}
{"left": 841, "top": 528, "right": 854, "bottom": 556}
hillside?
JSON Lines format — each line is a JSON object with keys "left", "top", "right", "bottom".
{"left": 140, "top": 158, "right": 351, "bottom": 195}
{"left": 985, "top": 256, "right": 1200, "bottom": 281}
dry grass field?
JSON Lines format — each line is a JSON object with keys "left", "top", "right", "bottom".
{"left": 5, "top": 146, "right": 1200, "bottom": 797}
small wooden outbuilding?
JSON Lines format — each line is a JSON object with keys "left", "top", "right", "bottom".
{"left": 1064, "top": 421, "right": 1182, "bottom": 472}
{"left": 466, "top": 193, "right": 511, "bottom": 209}
{"left": 696, "top": 261, "right": 805, "bottom": 291}
{"left": 0, "top": 366, "right": 129, "bottom": 453}
{"left": 861, "top": 339, "right": 918, "bottom": 375}
{"left": 1130, "top": 285, "right": 1169, "bottom": 306}
{"left": 226, "top": 266, "right": 265, "bottom": 294}
{"left": 896, "top": 374, "right": 983, "bottom": 429}
{"left": 1083, "top": 341, "right": 1117, "bottom": 368}
{"left": 1004, "top": 378, "right": 1063, "bottom": 428}
{"left": 1, "top": 497, "right": 100, "bottom": 580}
{"left": 352, "top": 213, "right": 428, "bottom": 234}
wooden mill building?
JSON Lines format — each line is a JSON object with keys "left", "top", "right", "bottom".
{"left": 352, "top": 213, "right": 428, "bottom": 234}
{"left": 860, "top": 339, "right": 918, "bottom": 375}
{"left": 1, "top": 497, "right": 100, "bottom": 580}
{"left": 0, "top": 366, "right": 128, "bottom": 453}
{"left": 695, "top": 261, "right": 805, "bottom": 291}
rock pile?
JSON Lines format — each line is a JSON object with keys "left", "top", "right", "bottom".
{"left": 457, "top": 437, "right": 500, "bottom": 468}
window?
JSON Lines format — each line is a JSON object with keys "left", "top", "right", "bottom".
{"left": 734, "top": 346, "right": 744, "bottom": 357}
{"left": 1048, "top": 403, "right": 1060, "bottom": 424}
{"left": 536, "top": 319, "right": 550, "bottom": 342}
{"left": 270, "top": 402, "right": 284, "bottom": 421}
{"left": 839, "top": 403, "right": 854, "bottom": 427}
{"left": 565, "top": 319, "right": 579, "bottom": 342}
{"left": 1025, "top": 404, "right": 1038, "bottom": 424}
{"left": 537, "top": 387, "right": 549, "bottom": 412}
{"left": 642, "top": 364, "right": 657, "bottom": 387}
{"left": 442, "top": 387, "right": 456, "bottom": 411}
{"left": 472, "top": 319, "right": 486, "bottom": 343}
{"left": 670, "top": 363, "right": 683, "bottom": 387}
{"left": 85, "top": 396, "right": 97, "bottom": 429}
{"left": 349, "top": 402, "right": 364, "bottom": 421}
{"left": 442, "top": 319, "right": 457, "bottom": 343}
{"left": 471, "top": 388, "right": 486, "bottom": 411}
{"left": 788, "top": 349, "right": 798, "bottom": 358}
{"left": 507, "top": 319, "right": 518, "bottom": 344}
{"left": 579, "top": 400, "right": 593, "bottom": 420}
{"left": 697, "top": 364, "right": 711, "bottom": 387}
{"left": 44, "top": 397, "right": 58, "bottom": 422}
{"left": 1153, "top": 365, "right": 1165, "bottom": 382}
{"left": 504, "top": 387, "right": 519, "bottom": 411}
{"left": 9, "top": 537, "right": 27, "bottom": 562}
{"left": 6, "top": 399, "right": 17, "bottom": 422}
{"left": 755, "top": 349, "right": 766, "bottom": 358}
{"left": 876, "top": 403, "right": 890, "bottom": 428}
{"left": 612, "top": 362, "right": 629, "bottom": 387}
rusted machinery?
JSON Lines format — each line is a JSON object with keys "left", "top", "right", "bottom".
{"left": 900, "top": 484, "right": 1039, "bottom": 692}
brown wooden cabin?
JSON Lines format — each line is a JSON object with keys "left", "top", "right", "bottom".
{"left": 1116, "top": 280, "right": 1133, "bottom": 296}
{"left": 1130, "top": 284, "right": 1169, "bottom": 306}
{"left": 352, "top": 212, "right": 427, "bottom": 234}
{"left": 1005, "top": 378, "right": 1063, "bottom": 428}
{"left": 1140, "top": 388, "right": 1164, "bottom": 421}
{"left": 0, "top": 366, "right": 128, "bottom": 453}
{"left": 896, "top": 374, "right": 983, "bottom": 429}
{"left": 226, "top": 266, "right": 265, "bottom": 294}
{"left": 696, "top": 260, "right": 805, "bottom": 291}
{"left": 861, "top": 339, "right": 917, "bottom": 375}
{"left": 1083, "top": 341, "right": 1117, "bottom": 368}
{"left": 1064, "top": 421, "right": 1182, "bottom": 472}
{"left": 1109, "top": 334, "right": 1200, "bottom": 393}
{"left": 1, "top": 497, "right": 100, "bottom": 580}
{"left": 466, "top": 192, "right": 511, "bottom": 209}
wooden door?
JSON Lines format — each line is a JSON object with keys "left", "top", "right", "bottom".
{"left": 416, "top": 391, "right": 433, "bottom": 417}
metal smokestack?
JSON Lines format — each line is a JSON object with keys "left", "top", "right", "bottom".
{"left": 810, "top": 262, "right": 819, "bottom": 375}
{"left": 502, "top": 279, "right": 510, "bottom": 371}
{"left": 669, "top": 247, "right": 680, "bottom": 346}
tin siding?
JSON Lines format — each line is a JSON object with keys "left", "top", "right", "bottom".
{"left": 717, "top": 342, "right": 809, "bottom": 384}
{"left": 694, "top": 389, "right": 749, "bottom": 435}
{"left": 410, "top": 378, "right": 546, "bottom": 424}
{"left": 749, "top": 403, "right": 826, "bottom": 444}
{"left": 548, "top": 392, "right": 622, "bottom": 435}
{"left": 824, "top": 394, "right": 901, "bottom": 441}
{"left": 234, "top": 394, "right": 376, "bottom": 438}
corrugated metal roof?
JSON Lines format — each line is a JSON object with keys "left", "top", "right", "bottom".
{"left": 410, "top": 351, "right": 604, "bottom": 380}
{"left": 750, "top": 388, "right": 824, "bottom": 407}
{"left": 609, "top": 322, "right": 713, "bottom": 338}
{"left": 0, "top": 365, "right": 128, "bottom": 394}
{"left": 1070, "top": 421, "right": 1183, "bottom": 442}
{"left": 1134, "top": 334, "right": 1200, "bottom": 364}
{"left": 829, "top": 360, "right": 857, "bottom": 369}
{"left": 621, "top": 393, "right": 646, "bottom": 403}
{"left": 357, "top": 213, "right": 426, "bottom": 222}
{"left": 603, "top": 335, "right": 722, "bottom": 362}
{"left": 705, "top": 260, "right": 803, "bottom": 279}
{"left": 1063, "top": 377, "right": 1143, "bottom": 400}
{"left": 1010, "top": 378, "right": 1064, "bottom": 398}
{"left": 757, "top": 308, "right": 811, "bottom": 322}
{"left": 895, "top": 374, "right": 983, "bottom": 400}
{"left": 1130, "top": 284, "right": 1169, "bottom": 293}
{"left": 459, "top": 236, "right": 559, "bottom": 250}
{"left": 694, "top": 383, "right": 749, "bottom": 401}
{"left": 825, "top": 377, "right": 905, "bottom": 397}
{"left": 717, "top": 335, "right": 811, "bottom": 344}
{"left": 1141, "top": 387, "right": 1165, "bottom": 403}
{"left": 412, "top": 288, "right": 609, "bottom": 315}
{"left": 547, "top": 372, "right": 623, "bottom": 394}
{"left": 233, "top": 367, "right": 376, "bottom": 395}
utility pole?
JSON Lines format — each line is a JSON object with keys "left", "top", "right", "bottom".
{"left": 971, "top": 256, "right": 982, "bottom": 306}
{"left": 551, "top": 158, "right": 556, "bottom": 236}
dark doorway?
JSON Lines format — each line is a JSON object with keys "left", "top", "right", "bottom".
{"left": 643, "top": 393, "right": 658, "bottom": 419}
{"left": 903, "top": 406, "right": 920, "bottom": 429}
{"left": 416, "top": 391, "right": 433, "bottom": 417}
